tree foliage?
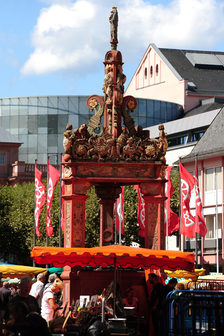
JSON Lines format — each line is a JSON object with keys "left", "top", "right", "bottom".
{"left": 0, "top": 175, "right": 180, "bottom": 264}
{"left": 170, "top": 166, "right": 180, "bottom": 216}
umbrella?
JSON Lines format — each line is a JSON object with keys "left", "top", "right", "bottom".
{"left": 164, "top": 268, "right": 206, "bottom": 282}
{"left": 31, "top": 245, "right": 194, "bottom": 316}
{"left": 0, "top": 264, "right": 48, "bottom": 279}
{"left": 48, "top": 267, "right": 64, "bottom": 274}
{"left": 31, "top": 245, "right": 195, "bottom": 272}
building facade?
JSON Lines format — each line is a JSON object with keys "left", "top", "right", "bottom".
{"left": 126, "top": 44, "right": 224, "bottom": 112}
{"left": 0, "top": 127, "right": 21, "bottom": 184}
{"left": 0, "top": 95, "right": 182, "bottom": 165}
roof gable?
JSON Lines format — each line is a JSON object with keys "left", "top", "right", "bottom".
{"left": 183, "top": 106, "right": 224, "bottom": 160}
{"left": 125, "top": 43, "right": 182, "bottom": 93}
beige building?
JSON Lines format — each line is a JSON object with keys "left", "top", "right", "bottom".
{"left": 126, "top": 43, "right": 224, "bottom": 112}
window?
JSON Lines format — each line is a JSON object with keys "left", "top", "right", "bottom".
{"left": 189, "top": 131, "right": 205, "bottom": 142}
{"left": 205, "top": 214, "right": 222, "bottom": 239}
{"left": 205, "top": 168, "right": 213, "bottom": 191}
{"left": 205, "top": 167, "right": 222, "bottom": 191}
{"left": 168, "top": 135, "right": 187, "bottom": 147}
{"left": 150, "top": 66, "right": 153, "bottom": 77}
{"left": 0, "top": 152, "right": 5, "bottom": 165}
{"left": 144, "top": 67, "right": 147, "bottom": 79}
{"left": 156, "top": 64, "right": 159, "bottom": 75}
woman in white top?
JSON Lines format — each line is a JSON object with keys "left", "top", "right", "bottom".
{"left": 41, "top": 278, "right": 63, "bottom": 322}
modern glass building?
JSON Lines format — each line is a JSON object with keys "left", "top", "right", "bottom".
{"left": 0, "top": 95, "right": 182, "bottom": 164}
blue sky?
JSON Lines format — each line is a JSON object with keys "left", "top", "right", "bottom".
{"left": 1, "top": 0, "right": 224, "bottom": 98}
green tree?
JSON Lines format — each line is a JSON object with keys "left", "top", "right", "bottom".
{"left": 122, "top": 186, "right": 144, "bottom": 247}
{"left": 85, "top": 186, "right": 100, "bottom": 247}
{"left": 170, "top": 166, "right": 180, "bottom": 216}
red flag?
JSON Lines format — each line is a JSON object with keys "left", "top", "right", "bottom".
{"left": 195, "top": 161, "right": 207, "bottom": 237}
{"left": 46, "top": 161, "right": 60, "bottom": 237}
{"left": 134, "top": 185, "right": 145, "bottom": 237}
{"left": 179, "top": 161, "right": 195, "bottom": 238}
{"left": 116, "top": 186, "right": 125, "bottom": 235}
{"left": 34, "top": 164, "right": 46, "bottom": 237}
{"left": 165, "top": 166, "right": 179, "bottom": 235}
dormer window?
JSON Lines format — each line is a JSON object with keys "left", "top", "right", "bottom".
{"left": 150, "top": 66, "right": 153, "bottom": 77}
{"left": 144, "top": 67, "right": 147, "bottom": 79}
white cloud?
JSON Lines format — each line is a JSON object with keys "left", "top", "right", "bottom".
{"left": 21, "top": 0, "right": 224, "bottom": 76}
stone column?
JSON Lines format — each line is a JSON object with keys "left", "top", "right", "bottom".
{"left": 95, "top": 184, "right": 121, "bottom": 246}
{"left": 62, "top": 180, "right": 90, "bottom": 248}
{"left": 140, "top": 182, "right": 166, "bottom": 250}
{"left": 61, "top": 179, "right": 90, "bottom": 308}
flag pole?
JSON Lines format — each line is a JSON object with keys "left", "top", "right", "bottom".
{"left": 195, "top": 156, "right": 198, "bottom": 268}
{"left": 179, "top": 159, "right": 183, "bottom": 251}
{"left": 33, "top": 160, "right": 37, "bottom": 266}
{"left": 119, "top": 188, "right": 122, "bottom": 245}
{"left": 59, "top": 153, "right": 62, "bottom": 247}
{"left": 46, "top": 156, "right": 49, "bottom": 247}
{"left": 114, "top": 202, "right": 117, "bottom": 245}
{"left": 165, "top": 167, "right": 169, "bottom": 250}
{"left": 215, "top": 169, "right": 219, "bottom": 273}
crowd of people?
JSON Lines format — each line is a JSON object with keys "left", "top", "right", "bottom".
{"left": 147, "top": 273, "right": 183, "bottom": 336}
{"left": 0, "top": 271, "right": 185, "bottom": 336}
{"left": 0, "top": 272, "right": 63, "bottom": 335}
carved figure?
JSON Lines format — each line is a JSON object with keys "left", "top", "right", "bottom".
{"left": 155, "top": 124, "right": 168, "bottom": 163}
{"left": 63, "top": 123, "right": 73, "bottom": 155}
{"left": 145, "top": 144, "right": 156, "bottom": 159}
{"left": 94, "top": 136, "right": 111, "bottom": 161}
{"left": 109, "top": 7, "right": 118, "bottom": 44}
{"left": 102, "top": 65, "right": 113, "bottom": 104}
{"left": 123, "top": 137, "right": 143, "bottom": 161}
{"left": 87, "top": 100, "right": 104, "bottom": 136}
{"left": 116, "top": 65, "right": 126, "bottom": 94}
{"left": 116, "top": 128, "right": 128, "bottom": 157}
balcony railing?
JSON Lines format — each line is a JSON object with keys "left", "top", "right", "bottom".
{"left": 11, "top": 161, "right": 59, "bottom": 179}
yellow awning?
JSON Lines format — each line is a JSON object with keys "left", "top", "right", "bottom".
{"left": 0, "top": 264, "right": 48, "bottom": 279}
{"left": 165, "top": 268, "right": 206, "bottom": 281}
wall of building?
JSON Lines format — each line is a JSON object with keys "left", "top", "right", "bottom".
{"left": 125, "top": 46, "right": 186, "bottom": 108}
{"left": 0, "top": 143, "right": 19, "bottom": 179}
{"left": 0, "top": 95, "right": 182, "bottom": 165}
{"left": 183, "top": 157, "right": 224, "bottom": 272}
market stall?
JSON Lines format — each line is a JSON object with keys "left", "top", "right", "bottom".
{"left": 31, "top": 245, "right": 195, "bottom": 335}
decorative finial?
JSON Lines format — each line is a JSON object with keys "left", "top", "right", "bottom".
{"left": 109, "top": 7, "right": 118, "bottom": 50}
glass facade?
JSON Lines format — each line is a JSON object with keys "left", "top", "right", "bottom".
{"left": 0, "top": 95, "right": 182, "bottom": 164}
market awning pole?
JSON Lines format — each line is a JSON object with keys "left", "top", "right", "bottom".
{"left": 113, "top": 256, "right": 117, "bottom": 317}
{"left": 114, "top": 202, "right": 117, "bottom": 244}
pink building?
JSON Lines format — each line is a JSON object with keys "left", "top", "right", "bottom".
{"left": 128, "top": 43, "right": 224, "bottom": 272}
{"left": 126, "top": 43, "right": 224, "bottom": 112}
{"left": 181, "top": 108, "right": 224, "bottom": 273}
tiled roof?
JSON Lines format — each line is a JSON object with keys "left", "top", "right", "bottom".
{"left": 159, "top": 48, "right": 224, "bottom": 96}
{"left": 181, "top": 107, "right": 224, "bottom": 161}
{"left": 145, "top": 108, "right": 219, "bottom": 138}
